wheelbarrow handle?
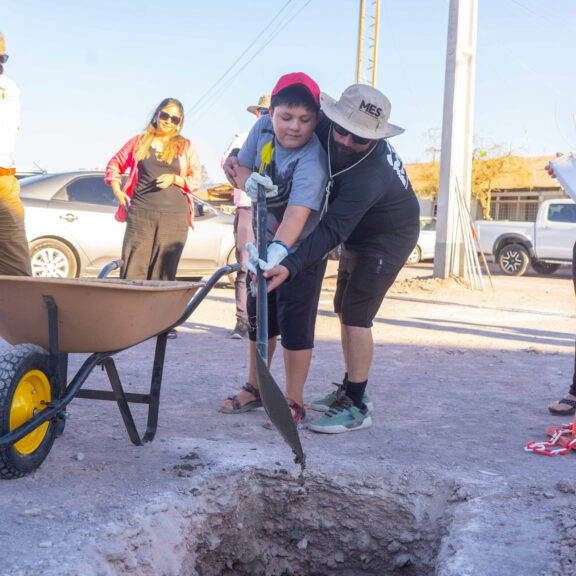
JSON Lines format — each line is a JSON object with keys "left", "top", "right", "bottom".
{"left": 172, "top": 263, "right": 241, "bottom": 328}
{"left": 98, "top": 259, "right": 124, "bottom": 278}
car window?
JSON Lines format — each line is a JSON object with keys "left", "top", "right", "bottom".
{"left": 56, "top": 177, "right": 118, "bottom": 206}
{"left": 548, "top": 204, "right": 576, "bottom": 224}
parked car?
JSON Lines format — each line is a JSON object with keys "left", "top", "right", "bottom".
{"left": 406, "top": 217, "right": 436, "bottom": 265}
{"left": 474, "top": 199, "right": 576, "bottom": 276}
{"left": 19, "top": 171, "right": 236, "bottom": 279}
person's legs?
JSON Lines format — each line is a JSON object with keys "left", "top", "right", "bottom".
{"left": 148, "top": 211, "right": 188, "bottom": 281}
{"left": 275, "top": 259, "right": 327, "bottom": 411}
{"left": 0, "top": 176, "right": 31, "bottom": 276}
{"left": 309, "top": 253, "right": 402, "bottom": 433}
{"left": 120, "top": 208, "right": 156, "bottom": 280}
{"left": 548, "top": 240, "right": 576, "bottom": 415}
{"left": 283, "top": 348, "right": 313, "bottom": 407}
{"left": 231, "top": 207, "right": 254, "bottom": 337}
{"left": 220, "top": 277, "right": 279, "bottom": 412}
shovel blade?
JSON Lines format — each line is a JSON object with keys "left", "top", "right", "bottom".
{"left": 255, "top": 350, "right": 305, "bottom": 467}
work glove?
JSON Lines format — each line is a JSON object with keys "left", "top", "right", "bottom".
{"left": 245, "top": 241, "right": 290, "bottom": 274}
{"left": 244, "top": 172, "right": 278, "bottom": 203}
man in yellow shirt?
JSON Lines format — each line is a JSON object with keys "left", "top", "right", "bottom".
{"left": 0, "top": 31, "right": 31, "bottom": 276}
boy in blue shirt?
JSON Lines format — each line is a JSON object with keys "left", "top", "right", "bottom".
{"left": 220, "top": 72, "right": 328, "bottom": 427}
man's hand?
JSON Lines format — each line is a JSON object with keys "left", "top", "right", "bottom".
{"left": 263, "top": 265, "right": 291, "bottom": 292}
{"left": 223, "top": 155, "right": 240, "bottom": 187}
{"left": 244, "top": 172, "right": 278, "bottom": 202}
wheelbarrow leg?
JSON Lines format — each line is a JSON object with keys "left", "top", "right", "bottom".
{"left": 100, "top": 331, "right": 167, "bottom": 446}
{"left": 142, "top": 332, "right": 167, "bottom": 443}
{"left": 102, "top": 358, "right": 143, "bottom": 446}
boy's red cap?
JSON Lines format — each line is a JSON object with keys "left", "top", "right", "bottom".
{"left": 271, "top": 72, "right": 320, "bottom": 107}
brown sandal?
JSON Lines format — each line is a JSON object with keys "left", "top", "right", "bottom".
{"left": 219, "top": 383, "right": 262, "bottom": 414}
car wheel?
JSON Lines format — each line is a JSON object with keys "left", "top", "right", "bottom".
{"left": 406, "top": 245, "right": 421, "bottom": 266}
{"left": 29, "top": 239, "right": 78, "bottom": 279}
{"left": 531, "top": 260, "right": 561, "bottom": 275}
{"left": 497, "top": 244, "right": 529, "bottom": 276}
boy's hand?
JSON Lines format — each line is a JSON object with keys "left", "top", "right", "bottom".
{"left": 245, "top": 243, "right": 260, "bottom": 274}
{"left": 245, "top": 241, "right": 289, "bottom": 273}
{"left": 260, "top": 241, "right": 289, "bottom": 271}
{"left": 244, "top": 172, "right": 278, "bottom": 202}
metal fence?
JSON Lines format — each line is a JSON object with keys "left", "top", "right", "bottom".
{"left": 488, "top": 200, "right": 540, "bottom": 222}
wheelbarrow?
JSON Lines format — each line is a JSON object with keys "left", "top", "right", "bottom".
{"left": 0, "top": 262, "right": 240, "bottom": 479}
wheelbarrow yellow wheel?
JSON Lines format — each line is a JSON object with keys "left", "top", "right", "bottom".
{"left": 0, "top": 344, "right": 57, "bottom": 479}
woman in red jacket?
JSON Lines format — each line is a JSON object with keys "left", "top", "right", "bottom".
{"left": 105, "top": 98, "right": 201, "bottom": 282}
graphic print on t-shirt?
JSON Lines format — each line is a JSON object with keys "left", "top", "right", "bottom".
{"left": 386, "top": 143, "right": 409, "bottom": 189}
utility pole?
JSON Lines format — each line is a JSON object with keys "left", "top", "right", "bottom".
{"left": 356, "top": 0, "right": 380, "bottom": 86}
{"left": 434, "top": 0, "right": 478, "bottom": 279}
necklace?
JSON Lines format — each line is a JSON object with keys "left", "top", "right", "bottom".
{"left": 321, "top": 125, "right": 378, "bottom": 218}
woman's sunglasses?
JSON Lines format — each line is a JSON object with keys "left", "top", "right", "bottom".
{"left": 0, "top": 54, "right": 9, "bottom": 64}
{"left": 332, "top": 123, "right": 372, "bottom": 145}
{"left": 158, "top": 111, "right": 181, "bottom": 125}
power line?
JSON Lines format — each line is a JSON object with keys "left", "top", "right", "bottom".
{"left": 186, "top": 0, "right": 312, "bottom": 124}
{"left": 186, "top": 0, "right": 294, "bottom": 118}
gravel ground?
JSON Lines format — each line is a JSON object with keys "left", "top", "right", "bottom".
{"left": 0, "top": 261, "right": 575, "bottom": 575}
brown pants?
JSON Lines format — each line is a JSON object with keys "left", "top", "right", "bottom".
{"left": 0, "top": 175, "right": 31, "bottom": 276}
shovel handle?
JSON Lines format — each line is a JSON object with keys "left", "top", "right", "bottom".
{"left": 256, "top": 183, "right": 268, "bottom": 362}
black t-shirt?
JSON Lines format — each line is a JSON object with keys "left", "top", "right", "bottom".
{"left": 132, "top": 148, "right": 188, "bottom": 213}
{"left": 283, "top": 116, "right": 421, "bottom": 277}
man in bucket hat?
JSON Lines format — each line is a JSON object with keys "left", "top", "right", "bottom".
{"left": 258, "top": 83, "right": 420, "bottom": 433}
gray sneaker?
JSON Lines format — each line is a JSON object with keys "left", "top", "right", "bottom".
{"left": 230, "top": 319, "right": 249, "bottom": 340}
{"left": 310, "top": 382, "right": 374, "bottom": 413}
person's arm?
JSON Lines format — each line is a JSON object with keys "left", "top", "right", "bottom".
{"left": 282, "top": 169, "right": 385, "bottom": 280}
{"left": 105, "top": 136, "right": 138, "bottom": 208}
{"left": 273, "top": 206, "right": 311, "bottom": 249}
{"left": 235, "top": 162, "right": 253, "bottom": 191}
{"left": 172, "top": 140, "right": 202, "bottom": 193}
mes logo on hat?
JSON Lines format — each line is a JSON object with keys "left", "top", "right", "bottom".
{"left": 359, "top": 99, "right": 382, "bottom": 119}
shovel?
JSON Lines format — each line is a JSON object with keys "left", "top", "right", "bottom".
{"left": 255, "top": 183, "right": 306, "bottom": 471}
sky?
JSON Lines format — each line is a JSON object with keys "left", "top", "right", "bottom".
{"left": 3, "top": 0, "right": 576, "bottom": 185}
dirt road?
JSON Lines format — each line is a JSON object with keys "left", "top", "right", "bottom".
{"left": 0, "top": 262, "right": 575, "bottom": 575}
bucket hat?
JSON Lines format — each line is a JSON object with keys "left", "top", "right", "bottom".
{"left": 320, "top": 84, "right": 404, "bottom": 140}
{"left": 247, "top": 94, "right": 271, "bottom": 115}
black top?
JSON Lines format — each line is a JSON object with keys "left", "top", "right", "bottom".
{"left": 283, "top": 117, "right": 421, "bottom": 278}
{"left": 132, "top": 148, "right": 188, "bottom": 213}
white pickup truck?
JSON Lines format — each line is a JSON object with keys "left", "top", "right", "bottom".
{"left": 474, "top": 199, "right": 576, "bottom": 276}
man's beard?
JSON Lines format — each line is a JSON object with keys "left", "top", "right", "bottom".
{"left": 330, "top": 139, "right": 369, "bottom": 171}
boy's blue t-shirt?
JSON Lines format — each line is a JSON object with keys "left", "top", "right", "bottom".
{"left": 237, "top": 115, "right": 328, "bottom": 248}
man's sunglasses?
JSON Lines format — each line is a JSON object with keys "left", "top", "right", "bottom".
{"left": 158, "top": 111, "right": 181, "bottom": 125}
{"left": 332, "top": 123, "right": 372, "bottom": 145}
{"left": 0, "top": 54, "right": 9, "bottom": 64}
{"left": 258, "top": 108, "right": 269, "bottom": 115}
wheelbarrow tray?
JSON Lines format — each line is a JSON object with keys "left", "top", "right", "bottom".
{"left": 0, "top": 276, "right": 202, "bottom": 353}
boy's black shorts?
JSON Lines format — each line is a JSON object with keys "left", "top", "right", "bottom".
{"left": 334, "top": 250, "right": 403, "bottom": 328}
{"left": 247, "top": 258, "right": 327, "bottom": 350}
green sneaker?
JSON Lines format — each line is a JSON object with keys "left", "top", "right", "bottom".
{"left": 308, "top": 396, "right": 373, "bottom": 434}
{"left": 310, "top": 383, "right": 374, "bottom": 413}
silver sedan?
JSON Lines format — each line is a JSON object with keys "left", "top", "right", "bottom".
{"left": 19, "top": 171, "right": 236, "bottom": 279}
